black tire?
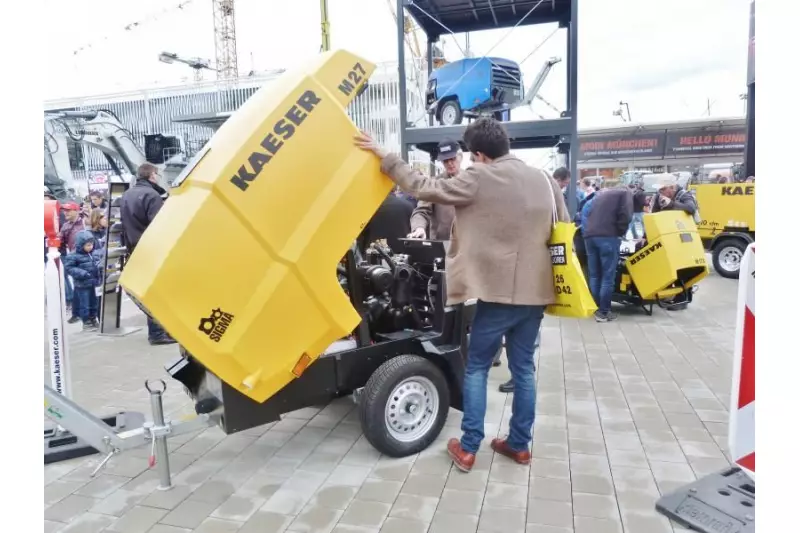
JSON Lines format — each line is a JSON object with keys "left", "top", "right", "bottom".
{"left": 438, "top": 100, "right": 463, "bottom": 126}
{"left": 711, "top": 238, "right": 747, "bottom": 279}
{"left": 359, "top": 355, "right": 449, "bottom": 457}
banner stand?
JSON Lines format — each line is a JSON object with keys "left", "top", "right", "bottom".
{"left": 655, "top": 244, "right": 756, "bottom": 532}
{"left": 43, "top": 200, "right": 144, "bottom": 464}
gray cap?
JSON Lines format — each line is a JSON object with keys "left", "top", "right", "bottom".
{"left": 437, "top": 139, "right": 460, "bottom": 161}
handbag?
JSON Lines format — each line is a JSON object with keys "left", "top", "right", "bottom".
{"left": 542, "top": 172, "right": 598, "bottom": 318}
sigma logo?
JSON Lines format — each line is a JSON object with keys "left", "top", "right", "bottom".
{"left": 549, "top": 243, "right": 567, "bottom": 265}
{"left": 198, "top": 308, "right": 235, "bottom": 343}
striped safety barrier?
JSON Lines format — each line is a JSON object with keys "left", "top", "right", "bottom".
{"left": 728, "top": 243, "right": 755, "bottom": 480}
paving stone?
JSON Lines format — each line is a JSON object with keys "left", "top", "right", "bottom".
{"left": 190, "top": 479, "right": 238, "bottom": 505}
{"left": 409, "top": 452, "right": 451, "bottom": 477}
{"left": 288, "top": 505, "right": 344, "bottom": 533}
{"left": 139, "top": 485, "right": 191, "bottom": 511}
{"left": 529, "top": 477, "right": 572, "bottom": 502}
{"left": 479, "top": 506, "right": 527, "bottom": 533}
{"left": 437, "top": 488, "right": 484, "bottom": 514}
{"left": 445, "top": 469, "right": 489, "bottom": 492}
{"left": 602, "top": 432, "right": 642, "bottom": 451}
{"left": 146, "top": 525, "right": 193, "bottom": 533}
{"left": 357, "top": 479, "right": 403, "bottom": 504}
{"left": 57, "top": 512, "right": 117, "bottom": 533}
{"left": 338, "top": 500, "right": 392, "bottom": 529}
{"left": 44, "top": 520, "right": 66, "bottom": 533}
{"left": 239, "top": 510, "right": 294, "bottom": 533}
{"left": 389, "top": 493, "right": 439, "bottom": 522}
{"left": 44, "top": 495, "right": 100, "bottom": 523}
{"left": 573, "top": 516, "right": 623, "bottom": 533}
{"left": 429, "top": 511, "right": 478, "bottom": 533}
{"left": 212, "top": 494, "right": 265, "bottom": 522}
{"left": 530, "top": 459, "right": 570, "bottom": 480}
{"left": 678, "top": 440, "right": 726, "bottom": 460}
{"left": 74, "top": 474, "right": 131, "bottom": 499}
{"left": 571, "top": 473, "right": 615, "bottom": 496}
{"left": 377, "top": 517, "right": 429, "bottom": 533}
{"left": 572, "top": 492, "right": 620, "bottom": 520}
{"left": 89, "top": 489, "right": 146, "bottom": 516}
{"left": 45, "top": 480, "right": 87, "bottom": 507}
{"left": 306, "top": 484, "right": 357, "bottom": 511}
{"left": 569, "top": 438, "right": 606, "bottom": 456}
{"left": 620, "top": 510, "right": 674, "bottom": 533}
{"left": 489, "top": 459, "right": 530, "bottom": 486}
{"left": 607, "top": 448, "right": 649, "bottom": 470}
{"left": 526, "top": 525, "right": 574, "bottom": 533}
{"left": 526, "top": 499, "right": 573, "bottom": 528}
{"left": 194, "top": 517, "right": 243, "bottom": 533}
{"left": 107, "top": 505, "right": 167, "bottom": 533}
{"left": 401, "top": 472, "right": 448, "bottom": 497}
{"left": 159, "top": 499, "right": 219, "bottom": 529}
{"left": 330, "top": 465, "right": 373, "bottom": 487}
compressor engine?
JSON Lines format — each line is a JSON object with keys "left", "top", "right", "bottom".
{"left": 338, "top": 241, "right": 444, "bottom": 337}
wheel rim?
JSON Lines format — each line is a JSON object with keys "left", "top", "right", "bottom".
{"left": 385, "top": 376, "right": 440, "bottom": 443}
{"left": 441, "top": 105, "right": 457, "bottom": 125}
{"left": 719, "top": 246, "right": 743, "bottom": 272}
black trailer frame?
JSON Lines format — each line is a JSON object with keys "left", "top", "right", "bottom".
{"left": 167, "top": 240, "right": 475, "bottom": 448}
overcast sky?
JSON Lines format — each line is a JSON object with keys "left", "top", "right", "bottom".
{"left": 43, "top": 0, "right": 750, "bottom": 129}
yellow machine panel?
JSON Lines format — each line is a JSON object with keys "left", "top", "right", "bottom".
{"left": 689, "top": 183, "right": 756, "bottom": 239}
{"left": 120, "top": 50, "right": 394, "bottom": 403}
{"left": 625, "top": 212, "right": 709, "bottom": 300}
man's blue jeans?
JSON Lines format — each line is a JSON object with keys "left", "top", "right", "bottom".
{"left": 461, "top": 301, "right": 545, "bottom": 454}
{"left": 585, "top": 236, "right": 621, "bottom": 314}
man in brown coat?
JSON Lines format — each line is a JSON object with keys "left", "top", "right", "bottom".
{"left": 408, "top": 139, "right": 460, "bottom": 240}
{"left": 355, "top": 118, "right": 568, "bottom": 472}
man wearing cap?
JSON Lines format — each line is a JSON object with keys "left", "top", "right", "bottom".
{"left": 649, "top": 176, "right": 698, "bottom": 311}
{"left": 650, "top": 176, "right": 698, "bottom": 217}
{"left": 407, "top": 139, "right": 461, "bottom": 240}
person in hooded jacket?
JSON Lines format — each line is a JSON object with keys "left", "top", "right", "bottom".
{"left": 62, "top": 231, "right": 104, "bottom": 331}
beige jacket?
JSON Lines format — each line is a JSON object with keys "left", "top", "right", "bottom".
{"left": 409, "top": 171, "right": 457, "bottom": 240}
{"left": 381, "top": 153, "right": 569, "bottom": 306}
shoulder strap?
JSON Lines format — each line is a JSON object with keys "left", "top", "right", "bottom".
{"left": 541, "top": 169, "right": 558, "bottom": 226}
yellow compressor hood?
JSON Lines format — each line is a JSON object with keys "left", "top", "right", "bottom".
{"left": 120, "top": 50, "right": 393, "bottom": 403}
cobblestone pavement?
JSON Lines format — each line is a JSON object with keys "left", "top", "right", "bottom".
{"left": 44, "top": 271, "right": 738, "bottom": 533}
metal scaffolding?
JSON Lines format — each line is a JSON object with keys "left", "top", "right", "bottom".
{"left": 395, "top": 0, "right": 580, "bottom": 214}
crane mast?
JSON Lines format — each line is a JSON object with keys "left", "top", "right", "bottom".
{"left": 320, "top": 0, "right": 331, "bottom": 51}
{"left": 213, "top": 0, "right": 239, "bottom": 79}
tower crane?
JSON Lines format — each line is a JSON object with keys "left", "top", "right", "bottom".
{"left": 212, "top": 0, "right": 239, "bottom": 79}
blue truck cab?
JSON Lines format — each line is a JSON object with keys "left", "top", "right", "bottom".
{"left": 426, "top": 57, "right": 523, "bottom": 125}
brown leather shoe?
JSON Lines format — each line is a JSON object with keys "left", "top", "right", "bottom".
{"left": 491, "top": 438, "right": 531, "bottom": 465}
{"left": 447, "top": 438, "right": 475, "bottom": 473}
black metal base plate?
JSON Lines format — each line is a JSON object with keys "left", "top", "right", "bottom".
{"left": 655, "top": 467, "right": 755, "bottom": 533}
{"left": 44, "top": 411, "right": 145, "bottom": 464}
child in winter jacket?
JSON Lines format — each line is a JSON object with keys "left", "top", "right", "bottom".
{"left": 62, "top": 231, "right": 104, "bottom": 331}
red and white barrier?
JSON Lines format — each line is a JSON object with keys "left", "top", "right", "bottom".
{"left": 728, "top": 243, "right": 755, "bottom": 480}
{"left": 44, "top": 200, "right": 72, "bottom": 399}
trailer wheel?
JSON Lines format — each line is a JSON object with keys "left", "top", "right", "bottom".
{"left": 712, "top": 238, "right": 747, "bottom": 279}
{"left": 439, "top": 100, "right": 463, "bottom": 126}
{"left": 359, "top": 355, "right": 449, "bottom": 457}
